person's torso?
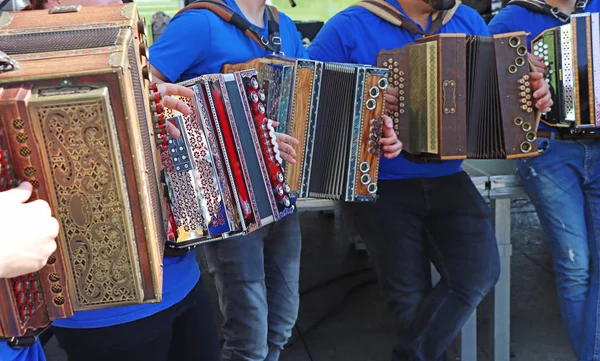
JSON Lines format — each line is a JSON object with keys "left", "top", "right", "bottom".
{"left": 308, "top": 0, "right": 489, "bottom": 179}
{"left": 171, "top": 0, "right": 306, "bottom": 81}
{"left": 487, "top": 0, "right": 600, "bottom": 131}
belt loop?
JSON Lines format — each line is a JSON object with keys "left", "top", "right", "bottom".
{"left": 550, "top": 132, "right": 555, "bottom": 140}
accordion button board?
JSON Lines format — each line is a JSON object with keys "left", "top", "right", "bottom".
{"left": 532, "top": 12, "right": 600, "bottom": 133}
{"left": 377, "top": 32, "right": 540, "bottom": 160}
{"left": 0, "top": 3, "right": 167, "bottom": 338}
{"left": 162, "top": 69, "right": 295, "bottom": 249}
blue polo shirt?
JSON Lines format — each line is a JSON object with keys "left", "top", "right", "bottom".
{"left": 307, "top": 0, "right": 489, "bottom": 180}
{"left": 149, "top": 0, "right": 308, "bottom": 81}
{"left": 488, "top": 0, "right": 600, "bottom": 132}
{"left": 0, "top": 341, "right": 45, "bottom": 361}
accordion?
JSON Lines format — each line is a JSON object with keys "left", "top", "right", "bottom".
{"left": 223, "top": 57, "right": 388, "bottom": 202}
{"left": 0, "top": 4, "right": 167, "bottom": 338}
{"left": 532, "top": 13, "right": 600, "bottom": 131}
{"left": 377, "top": 32, "right": 540, "bottom": 160}
{"left": 161, "top": 69, "right": 295, "bottom": 248}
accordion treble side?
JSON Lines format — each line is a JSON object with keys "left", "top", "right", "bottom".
{"left": 162, "top": 69, "right": 295, "bottom": 248}
{"left": 532, "top": 12, "right": 600, "bottom": 130}
{"left": 0, "top": 4, "right": 167, "bottom": 338}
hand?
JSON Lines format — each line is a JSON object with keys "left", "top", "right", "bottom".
{"left": 273, "top": 121, "right": 300, "bottom": 164}
{"left": 379, "top": 115, "right": 402, "bottom": 159}
{"left": 384, "top": 86, "right": 399, "bottom": 115}
{"left": 164, "top": 120, "right": 181, "bottom": 139}
{"left": 0, "top": 182, "right": 59, "bottom": 278}
{"left": 155, "top": 83, "right": 194, "bottom": 116}
{"left": 529, "top": 71, "right": 553, "bottom": 113}
{"left": 527, "top": 53, "right": 547, "bottom": 76}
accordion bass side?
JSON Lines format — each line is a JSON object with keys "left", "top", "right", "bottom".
{"left": 378, "top": 32, "right": 540, "bottom": 160}
{"left": 0, "top": 4, "right": 167, "bottom": 338}
{"left": 532, "top": 12, "right": 600, "bottom": 130}
{"left": 223, "top": 58, "right": 388, "bottom": 202}
{"left": 161, "top": 69, "right": 295, "bottom": 248}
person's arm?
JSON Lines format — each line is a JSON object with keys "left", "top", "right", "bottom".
{"left": 0, "top": 182, "right": 58, "bottom": 278}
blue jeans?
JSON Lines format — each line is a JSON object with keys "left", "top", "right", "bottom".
{"left": 342, "top": 172, "right": 500, "bottom": 361}
{"left": 516, "top": 137, "right": 600, "bottom": 361}
{"left": 202, "top": 211, "right": 301, "bottom": 361}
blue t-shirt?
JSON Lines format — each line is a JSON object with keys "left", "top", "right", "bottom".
{"left": 488, "top": 0, "right": 600, "bottom": 132}
{"left": 149, "top": 0, "right": 308, "bottom": 82}
{"left": 0, "top": 340, "right": 45, "bottom": 361}
{"left": 52, "top": 253, "right": 199, "bottom": 328}
{"left": 307, "top": 0, "right": 489, "bottom": 180}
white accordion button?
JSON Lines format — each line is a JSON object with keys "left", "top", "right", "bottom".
{"left": 251, "top": 77, "right": 259, "bottom": 89}
{"left": 259, "top": 90, "right": 266, "bottom": 101}
{"left": 251, "top": 92, "right": 259, "bottom": 103}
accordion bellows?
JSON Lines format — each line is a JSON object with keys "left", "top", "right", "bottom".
{"left": 378, "top": 32, "right": 540, "bottom": 160}
{"left": 532, "top": 12, "right": 600, "bottom": 130}
{"left": 0, "top": 4, "right": 166, "bottom": 338}
{"left": 223, "top": 57, "right": 388, "bottom": 202}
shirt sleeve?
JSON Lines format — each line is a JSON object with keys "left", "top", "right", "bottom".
{"left": 487, "top": 8, "right": 516, "bottom": 35}
{"left": 149, "top": 11, "right": 210, "bottom": 83}
{"left": 307, "top": 12, "right": 354, "bottom": 63}
{"left": 282, "top": 17, "right": 309, "bottom": 59}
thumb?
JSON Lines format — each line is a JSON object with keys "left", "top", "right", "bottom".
{"left": 0, "top": 181, "right": 33, "bottom": 204}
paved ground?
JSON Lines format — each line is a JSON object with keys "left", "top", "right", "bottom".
{"left": 43, "top": 199, "right": 575, "bottom": 361}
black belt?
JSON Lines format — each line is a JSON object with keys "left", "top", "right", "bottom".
{"left": 537, "top": 129, "right": 600, "bottom": 140}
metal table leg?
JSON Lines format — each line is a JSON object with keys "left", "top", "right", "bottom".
{"left": 487, "top": 198, "right": 513, "bottom": 361}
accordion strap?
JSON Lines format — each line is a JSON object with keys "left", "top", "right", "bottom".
{"left": 505, "top": 0, "right": 589, "bottom": 22}
{"left": 175, "top": 0, "right": 282, "bottom": 54}
{"left": 352, "top": 0, "right": 461, "bottom": 35}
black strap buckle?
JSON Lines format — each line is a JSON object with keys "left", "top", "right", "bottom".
{"left": 271, "top": 36, "right": 282, "bottom": 46}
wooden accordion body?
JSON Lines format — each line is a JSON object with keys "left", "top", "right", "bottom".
{"left": 378, "top": 32, "right": 540, "bottom": 160}
{"left": 223, "top": 57, "right": 388, "bottom": 202}
{"left": 0, "top": 4, "right": 167, "bottom": 338}
{"left": 532, "top": 13, "right": 600, "bottom": 131}
{"left": 162, "top": 70, "right": 295, "bottom": 248}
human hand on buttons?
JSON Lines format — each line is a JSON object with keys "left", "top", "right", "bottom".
{"left": 383, "top": 86, "right": 399, "bottom": 115}
{"left": 155, "top": 83, "right": 194, "bottom": 116}
{"left": 155, "top": 83, "right": 194, "bottom": 139}
{"left": 527, "top": 53, "right": 547, "bottom": 76}
{"left": 380, "top": 115, "right": 402, "bottom": 159}
{"left": 529, "top": 71, "right": 553, "bottom": 114}
{"left": 0, "top": 182, "right": 59, "bottom": 278}
{"left": 272, "top": 121, "right": 300, "bottom": 164}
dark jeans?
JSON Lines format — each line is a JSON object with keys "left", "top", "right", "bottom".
{"left": 343, "top": 171, "right": 500, "bottom": 361}
{"left": 52, "top": 277, "right": 220, "bottom": 361}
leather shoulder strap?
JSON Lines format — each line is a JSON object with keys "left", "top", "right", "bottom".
{"left": 505, "top": 0, "right": 581, "bottom": 22}
{"left": 176, "top": 0, "right": 282, "bottom": 53}
{"left": 352, "top": 0, "right": 461, "bottom": 35}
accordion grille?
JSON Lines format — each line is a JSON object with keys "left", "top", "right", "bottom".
{"left": 127, "top": 38, "right": 165, "bottom": 251}
{"left": 0, "top": 28, "right": 122, "bottom": 55}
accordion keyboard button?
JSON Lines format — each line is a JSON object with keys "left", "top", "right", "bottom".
{"left": 14, "top": 280, "right": 24, "bottom": 293}
{"left": 17, "top": 293, "right": 26, "bottom": 305}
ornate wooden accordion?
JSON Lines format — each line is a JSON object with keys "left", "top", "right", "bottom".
{"left": 532, "top": 13, "right": 600, "bottom": 132}
{"left": 0, "top": 4, "right": 167, "bottom": 338}
{"left": 223, "top": 57, "right": 388, "bottom": 202}
{"left": 377, "top": 32, "right": 540, "bottom": 160}
{"left": 161, "top": 69, "right": 295, "bottom": 248}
